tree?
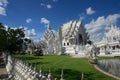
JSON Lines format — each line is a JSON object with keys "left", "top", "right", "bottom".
{"left": 6, "top": 27, "right": 26, "bottom": 53}
{"left": 0, "top": 23, "right": 7, "bottom": 51}
{"left": 0, "top": 23, "right": 30, "bottom": 54}
{"left": 87, "top": 40, "right": 93, "bottom": 45}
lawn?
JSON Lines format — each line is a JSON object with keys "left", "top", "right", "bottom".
{"left": 14, "top": 54, "right": 116, "bottom": 80}
{"left": 98, "top": 56, "right": 120, "bottom": 60}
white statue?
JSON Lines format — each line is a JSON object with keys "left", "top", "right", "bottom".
{"left": 85, "top": 44, "right": 100, "bottom": 64}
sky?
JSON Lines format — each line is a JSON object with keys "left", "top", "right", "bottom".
{"left": 0, "top": 0, "right": 120, "bottom": 42}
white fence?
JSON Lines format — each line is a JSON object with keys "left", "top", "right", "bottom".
{"left": 2, "top": 53, "right": 85, "bottom": 80}
{"left": 3, "top": 53, "right": 65, "bottom": 80}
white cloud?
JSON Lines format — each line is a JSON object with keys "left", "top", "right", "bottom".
{"left": 17, "top": 26, "right": 36, "bottom": 39}
{"left": 40, "top": 17, "right": 50, "bottom": 25}
{"left": 46, "top": 4, "right": 52, "bottom": 9}
{"left": 4, "top": 24, "right": 9, "bottom": 30}
{"left": 86, "top": 7, "right": 95, "bottom": 15}
{"left": 40, "top": 3, "right": 52, "bottom": 9}
{"left": 0, "top": 0, "right": 8, "bottom": 7}
{"left": 31, "top": 29, "right": 36, "bottom": 36}
{"left": 0, "top": 0, "right": 8, "bottom": 16}
{"left": 53, "top": 0, "right": 58, "bottom": 2}
{"left": 24, "top": 28, "right": 36, "bottom": 39}
{"left": 0, "top": 6, "right": 6, "bottom": 16}
{"left": 78, "top": 13, "right": 86, "bottom": 20}
{"left": 40, "top": 3, "right": 45, "bottom": 6}
{"left": 3, "top": 25, "right": 36, "bottom": 39}
{"left": 26, "top": 18, "right": 32, "bottom": 23}
{"left": 85, "top": 14, "right": 120, "bottom": 42}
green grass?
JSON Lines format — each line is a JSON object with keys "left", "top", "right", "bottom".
{"left": 14, "top": 54, "right": 116, "bottom": 80}
{"left": 98, "top": 56, "right": 120, "bottom": 60}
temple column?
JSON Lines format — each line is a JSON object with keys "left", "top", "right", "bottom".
{"left": 58, "top": 27, "right": 64, "bottom": 55}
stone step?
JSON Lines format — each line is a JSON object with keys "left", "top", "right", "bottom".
{"left": 0, "top": 55, "right": 8, "bottom": 80}
{"left": 0, "top": 68, "right": 8, "bottom": 79}
{"left": 0, "top": 57, "right": 5, "bottom": 67}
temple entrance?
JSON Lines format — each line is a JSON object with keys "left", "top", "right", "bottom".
{"left": 78, "top": 34, "right": 83, "bottom": 45}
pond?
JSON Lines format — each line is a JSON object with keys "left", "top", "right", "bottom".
{"left": 97, "top": 59, "right": 120, "bottom": 77}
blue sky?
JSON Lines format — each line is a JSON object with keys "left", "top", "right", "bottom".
{"left": 0, "top": 0, "right": 120, "bottom": 42}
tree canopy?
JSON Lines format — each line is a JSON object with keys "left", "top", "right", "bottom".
{"left": 0, "top": 23, "right": 29, "bottom": 53}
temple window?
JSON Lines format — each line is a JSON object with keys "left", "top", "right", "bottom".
{"left": 112, "top": 46, "right": 115, "bottom": 50}
{"left": 104, "top": 46, "right": 106, "bottom": 50}
{"left": 64, "top": 43, "right": 66, "bottom": 46}
{"left": 113, "top": 37, "right": 116, "bottom": 40}
{"left": 67, "top": 42, "right": 69, "bottom": 46}
{"left": 116, "top": 45, "right": 119, "bottom": 48}
{"left": 78, "top": 34, "right": 83, "bottom": 44}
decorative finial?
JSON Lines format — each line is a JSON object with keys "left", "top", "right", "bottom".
{"left": 47, "top": 68, "right": 53, "bottom": 80}
{"left": 39, "top": 66, "right": 43, "bottom": 78}
{"left": 40, "top": 65, "right": 42, "bottom": 71}
{"left": 60, "top": 69, "right": 64, "bottom": 80}
{"left": 81, "top": 73, "right": 84, "bottom": 80}
{"left": 47, "top": 23, "right": 51, "bottom": 30}
{"left": 34, "top": 64, "right": 37, "bottom": 71}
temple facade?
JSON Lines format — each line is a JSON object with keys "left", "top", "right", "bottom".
{"left": 43, "top": 20, "right": 89, "bottom": 55}
{"left": 96, "top": 25, "right": 120, "bottom": 56}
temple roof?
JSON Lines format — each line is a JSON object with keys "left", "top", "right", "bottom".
{"left": 44, "top": 23, "right": 55, "bottom": 41}
{"left": 61, "top": 20, "right": 82, "bottom": 38}
{"left": 47, "top": 23, "right": 51, "bottom": 30}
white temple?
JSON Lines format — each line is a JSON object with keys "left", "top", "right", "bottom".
{"left": 96, "top": 25, "right": 120, "bottom": 56}
{"left": 43, "top": 20, "right": 89, "bottom": 55}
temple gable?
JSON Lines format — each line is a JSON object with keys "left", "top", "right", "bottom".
{"left": 43, "top": 20, "right": 89, "bottom": 55}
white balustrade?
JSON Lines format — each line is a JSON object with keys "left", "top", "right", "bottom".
{"left": 3, "top": 53, "right": 68, "bottom": 80}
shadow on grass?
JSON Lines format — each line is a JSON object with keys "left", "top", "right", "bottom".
{"left": 84, "top": 72, "right": 108, "bottom": 80}
{"left": 52, "top": 69, "right": 106, "bottom": 80}
{"left": 53, "top": 69, "right": 82, "bottom": 80}
{"left": 84, "top": 72, "right": 97, "bottom": 80}
{"left": 30, "top": 61, "right": 49, "bottom": 66}
{"left": 15, "top": 56, "right": 43, "bottom": 61}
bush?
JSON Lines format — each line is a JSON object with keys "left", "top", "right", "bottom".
{"left": 34, "top": 49, "right": 43, "bottom": 56}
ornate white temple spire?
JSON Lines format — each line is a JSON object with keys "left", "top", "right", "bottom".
{"left": 77, "top": 20, "right": 82, "bottom": 27}
{"left": 47, "top": 23, "right": 51, "bottom": 30}
{"left": 111, "top": 23, "right": 116, "bottom": 30}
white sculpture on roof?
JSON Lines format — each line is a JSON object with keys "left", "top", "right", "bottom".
{"left": 105, "top": 24, "right": 120, "bottom": 42}
{"left": 96, "top": 24, "right": 120, "bottom": 56}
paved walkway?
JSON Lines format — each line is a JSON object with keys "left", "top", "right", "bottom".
{"left": 0, "top": 55, "right": 8, "bottom": 80}
{"left": 71, "top": 54, "right": 86, "bottom": 58}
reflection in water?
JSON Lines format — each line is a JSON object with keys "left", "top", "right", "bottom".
{"left": 97, "top": 59, "right": 120, "bottom": 77}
